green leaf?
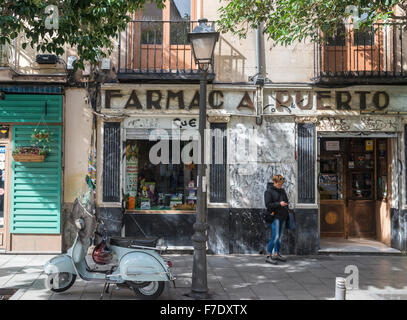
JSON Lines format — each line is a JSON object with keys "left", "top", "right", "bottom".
{"left": 0, "top": 0, "right": 164, "bottom": 70}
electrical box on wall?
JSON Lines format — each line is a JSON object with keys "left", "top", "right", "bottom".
{"left": 101, "top": 58, "right": 111, "bottom": 70}
{"left": 36, "top": 54, "right": 58, "bottom": 64}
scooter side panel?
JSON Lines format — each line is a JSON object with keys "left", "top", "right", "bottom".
{"left": 44, "top": 255, "right": 76, "bottom": 275}
{"left": 119, "top": 251, "right": 170, "bottom": 282}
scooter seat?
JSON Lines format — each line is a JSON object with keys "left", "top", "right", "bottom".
{"left": 109, "top": 236, "right": 159, "bottom": 248}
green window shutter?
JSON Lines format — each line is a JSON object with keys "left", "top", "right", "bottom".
{"left": 10, "top": 125, "right": 62, "bottom": 234}
{"left": 0, "top": 94, "right": 62, "bottom": 123}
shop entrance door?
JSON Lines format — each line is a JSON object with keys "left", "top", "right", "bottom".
{"left": 346, "top": 139, "right": 376, "bottom": 237}
{"left": 0, "top": 144, "right": 8, "bottom": 250}
{"left": 320, "top": 137, "right": 390, "bottom": 240}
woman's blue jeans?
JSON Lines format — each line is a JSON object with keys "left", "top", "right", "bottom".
{"left": 267, "top": 218, "right": 286, "bottom": 255}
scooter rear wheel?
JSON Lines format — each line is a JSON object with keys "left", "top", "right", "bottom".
{"left": 45, "top": 273, "right": 77, "bottom": 293}
{"left": 130, "top": 281, "right": 165, "bottom": 300}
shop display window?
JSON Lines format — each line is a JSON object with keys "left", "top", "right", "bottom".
{"left": 124, "top": 139, "right": 197, "bottom": 211}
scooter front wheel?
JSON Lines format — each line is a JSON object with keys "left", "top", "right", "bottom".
{"left": 130, "top": 281, "right": 165, "bottom": 300}
{"left": 45, "top": 273, "right": 77, "bottom": 293}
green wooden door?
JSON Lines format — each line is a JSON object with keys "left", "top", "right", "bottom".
{"left": 10, "top": 125, "right": 62, "bottom": 234}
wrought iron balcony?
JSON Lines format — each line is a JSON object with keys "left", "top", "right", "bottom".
{"left": 313, "top": 23, "right": 407, "bottom": 84}
{"left": 117, "top": 20, "right": 215, "bottom": 82}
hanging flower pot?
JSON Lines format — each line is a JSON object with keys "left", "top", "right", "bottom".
{"left": 12, "top": 147, "right": 46, "bottom": 162}
{"left": 12, "top": 128, "right": 52, "bottom": 162}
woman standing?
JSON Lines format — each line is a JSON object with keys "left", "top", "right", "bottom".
{"left": 264, "top": 174, "right": 289, "bottom": 264}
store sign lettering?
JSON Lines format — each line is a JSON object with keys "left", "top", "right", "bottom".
{"left": 104, "top": 89, "right": 253, "bottom": 110}
{"left": 316, "top": 91, "right": 389, "bottom": 111}
{"left": 173, "top": 118, "right": 197, "bottom": 129}
{"left": 124, "top": 117, "right": 198, "bottom": 130}
{"left": 266, "top": 90, "right": 390, "bottom": 113}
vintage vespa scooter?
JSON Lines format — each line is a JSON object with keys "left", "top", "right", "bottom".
{"left": 44, "top": 198, "right": 175, "bottom": 299}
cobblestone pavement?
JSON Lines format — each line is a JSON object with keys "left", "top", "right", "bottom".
{"left": 1, "top": 253, "right": 407, "bottom": 300}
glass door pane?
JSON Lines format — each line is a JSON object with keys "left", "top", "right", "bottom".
{"left": 351, "top": 172, "right": 373, "bottom": 200}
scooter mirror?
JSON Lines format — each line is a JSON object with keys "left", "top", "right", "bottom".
{"left": 75, "top": 218, "right": 85, "bottom": 230}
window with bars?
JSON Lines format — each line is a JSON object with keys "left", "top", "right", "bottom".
{"left": 119, "top": 0, "right": 199, "bottom": 74}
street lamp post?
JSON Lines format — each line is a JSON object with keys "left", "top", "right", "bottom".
{"left": 188, "top": 19, "right": 219, "bottom": 300}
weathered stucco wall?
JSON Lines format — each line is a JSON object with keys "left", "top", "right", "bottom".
{"left": 229, "top": 116, "right": 296, "bottom": 209}
{"left": 64, "top": 88, "right": 93, "bottom": 203}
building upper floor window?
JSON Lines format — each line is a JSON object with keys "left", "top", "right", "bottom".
{"left": 326, "top": 24, "right": 346, "bottom": 47}
{"left": 326, "top": 23, "right": 374, "bottom": 47}
{"left": 353, "top": 27, "right": 374, "bottom": 46}
{"left": 139, "top": 0, "right": 194, "bottom": 45}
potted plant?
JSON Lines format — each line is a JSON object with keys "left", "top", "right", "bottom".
{"left": 12, "top": 129, "right": 52, "bottom": 162}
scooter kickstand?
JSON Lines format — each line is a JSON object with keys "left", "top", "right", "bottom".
{"left": 100, "top": 282, "right": 110, "bottom": 300}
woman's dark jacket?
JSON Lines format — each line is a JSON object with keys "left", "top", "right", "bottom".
{"left": 264, "top": 183, "right": 289, "bottom": 221}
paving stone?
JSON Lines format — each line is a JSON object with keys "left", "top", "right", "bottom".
{"left": 80, "top": 293, "right": 105, "bottom": 300}
{"left": 283, "top": 290, "right": 317, "bottom": 300}
{"left": 224, "top": 287, "right": 258, "bottom": 300}
{"left": 274, "top": 281, "right": 307, "bottom": 291}
{"left": 249, "top": 283, "right": 285, "bottom": 298}
{"left": 50, "top": 292, "right": 80, "bottom": 300}
{"left": 212, "top": 268, "right": 241, "bottom": 278}
{"left": 259, "top": 295, "right": 287, "bottom": 300}
{"left": 19, "top": 289, "right": 54, "bottom": 300}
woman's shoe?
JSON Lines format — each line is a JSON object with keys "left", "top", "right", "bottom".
{"left": 273, "top": 253, "right": 287, "bottom": 262}
{"left": 265, "top": 255, "right": 277, "bottom": 264}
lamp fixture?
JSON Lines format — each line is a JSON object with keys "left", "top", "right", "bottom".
{"left": 188, "top": 19, "right": 219, "bottom": 71}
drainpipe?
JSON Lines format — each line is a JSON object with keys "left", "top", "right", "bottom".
{"left": 253, "top": 24, "right": 264, "bottom": 126}
{"left": 253, "top": 25, "right": 265, "bottom": 86}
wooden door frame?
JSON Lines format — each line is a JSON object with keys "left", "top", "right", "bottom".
{"left": 0, "top": 126, "right": 12, "bottom": 251}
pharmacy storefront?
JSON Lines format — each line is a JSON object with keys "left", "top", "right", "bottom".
{"left": 97, "top": 84, "right": 256, "bottom": 248}
{"left": 97, "top": 84, "right": 407, "bottom": 254}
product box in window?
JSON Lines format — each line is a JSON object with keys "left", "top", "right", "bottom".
{"left": 170, "top": 194, "right": 183, "bottom": 209}
{"left": 140, "top": 198, "right": 151, "bottom": 210}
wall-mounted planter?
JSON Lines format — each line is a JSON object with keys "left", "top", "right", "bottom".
{"left": 12, "top": 153, "right": 46, "bottom": 162}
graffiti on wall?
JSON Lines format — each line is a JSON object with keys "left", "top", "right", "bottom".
{"left": 317, "top": 116, "right": 402, "bottom": 132}
{"left": 229, "top": 118, "right": 297, "bottom": 209}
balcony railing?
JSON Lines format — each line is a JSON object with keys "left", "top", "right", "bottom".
{"left": 117, "top": 20, "right": 215, "bottom": 82}
{"left": 313, "top": 23, "right": 407, "bottom": 84}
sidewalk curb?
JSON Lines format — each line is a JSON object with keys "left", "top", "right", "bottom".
{"left": 9, "top": 288, "right": 27, "bottom": 300}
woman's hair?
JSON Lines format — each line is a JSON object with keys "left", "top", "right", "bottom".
{"left": 272, "top": 174, "right": 285, "bottom": 184}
